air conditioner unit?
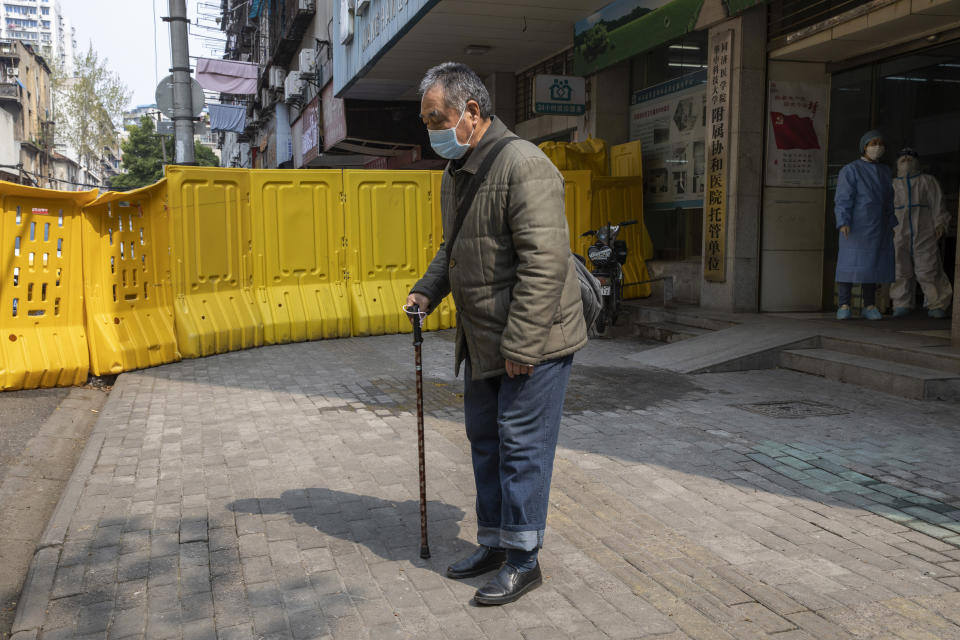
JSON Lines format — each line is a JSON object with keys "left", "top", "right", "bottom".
{"left": 339, "top": 0, "right": 353, "bottom": 45}
{"left": 298, "top": 49, "right": 316, "bottom": 75}
{"left": 7, "top": 67, "right": 18, "bottom": 76}
{"left": 284, "top": 71, "right": 302, "bottom": 104}
{"left": 260, "top": 88, "right": 271, "bottom": 107}
{"left": 269, "top": 66, "right": 284, "bottom": 89}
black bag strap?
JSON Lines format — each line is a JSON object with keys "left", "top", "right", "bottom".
{"left": 445, "top": 136, "right": 520, "bottom": 270}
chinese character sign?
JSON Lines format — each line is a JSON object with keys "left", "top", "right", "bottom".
{"left": 765, "top": 81, "right": 827, "bottom": 187}
{"left": 704, "top": 30, "right": 732, "bottom": 283}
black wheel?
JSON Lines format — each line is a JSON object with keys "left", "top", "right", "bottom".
{"left": 596, "top": 310, "right": 607, "bottom": 334}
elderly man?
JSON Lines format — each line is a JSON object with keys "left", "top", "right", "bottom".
{"left": 406, "top": 62, "right": 587, "bottom": 605}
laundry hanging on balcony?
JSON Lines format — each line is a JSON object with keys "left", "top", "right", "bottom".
{"left": 196, "top": 58, "right": 258, "bottom": 95}
{"left": 208, "top": 103, "right": 247, "bottom": 133}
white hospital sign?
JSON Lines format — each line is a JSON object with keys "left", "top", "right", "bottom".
{"left": 533, "top": 74, "right": 586, "bottom": 116}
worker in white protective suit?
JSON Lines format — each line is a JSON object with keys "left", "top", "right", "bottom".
{"left": 891, "top": 148, "right": 953, "bottom": 319}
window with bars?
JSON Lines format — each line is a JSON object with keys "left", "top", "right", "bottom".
{"left": 767, "top": 0, "right": 877, "bottom": 41}
{"left": 514, "top": 48, "right": 574, "bottom": 125}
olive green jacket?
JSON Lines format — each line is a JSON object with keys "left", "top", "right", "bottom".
{"left": 411, "top": 117, "right": 587, "bottom": 380}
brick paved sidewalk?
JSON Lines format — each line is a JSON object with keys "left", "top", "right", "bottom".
{"left": 12, "top": 331, "right": 960, "bottom": 639}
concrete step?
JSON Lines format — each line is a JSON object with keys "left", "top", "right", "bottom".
{"left": 626, "top": 304, "right": 739, "bottom": 332}
{"left": 635, "top": 321, "right": 712, "bottom": 344}
{"left": 820, "top": 336, "right": 960, "bottom": 375}
{"left": 780, "top": 348, "right": 960, "bottom": 401}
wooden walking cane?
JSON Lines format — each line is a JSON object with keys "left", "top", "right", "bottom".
{"left": 411, "top": 304, "right": 430, "bottom": 559}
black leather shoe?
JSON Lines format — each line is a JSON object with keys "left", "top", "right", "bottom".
{"left": 446, "top": 546, "right": 507, "bottom": 579}
{"left": 474, "top": 562, "right": 542, "bottom": 605}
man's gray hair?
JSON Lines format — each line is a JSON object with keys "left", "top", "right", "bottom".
{"left": 419, "top": 62, "right": 492, "bottom": 118}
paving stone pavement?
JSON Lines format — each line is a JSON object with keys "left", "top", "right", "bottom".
{"left": 12, "top": 331, "right": 960, "bottom": 640}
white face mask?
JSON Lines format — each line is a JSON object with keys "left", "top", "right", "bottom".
{"left": 865, "top": 145, "right": 885, "bottom": 161}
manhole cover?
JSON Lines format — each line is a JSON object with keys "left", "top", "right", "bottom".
{"left": 733, "top": 400, "right": 848, "bottom": 419}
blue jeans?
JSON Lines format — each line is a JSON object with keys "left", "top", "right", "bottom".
{"left": 838, "top": 282, "right": 876, "bottom": 307}
{"left": 463, "top": 354, "right": 573, "bottom": 552}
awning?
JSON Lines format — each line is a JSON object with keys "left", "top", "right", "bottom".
{"left": 249, "top": 0, "right": 271, "bottom": 19}
{"left": 208, "top": 103, "right": 246, "bottom": 133}
{"left": 196, "top": 57, "right": 259, "bottom": 95}
{"left": 574, "top": 0, "right": 706, "bottom": 76}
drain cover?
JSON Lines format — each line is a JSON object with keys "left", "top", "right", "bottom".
{"left": 733, "top": 400, "right": 848, "bottom": 419}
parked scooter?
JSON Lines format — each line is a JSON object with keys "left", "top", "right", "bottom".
{"left": 579, "top": 220, "right": 637, "bottom": 333}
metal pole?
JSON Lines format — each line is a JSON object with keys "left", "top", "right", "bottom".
{"left": 157, "top": 111, "right": 168, "bottom": 165}
{"left": 167, "top": 0, "right": 195, "bottom": 164}
{"left": 411, "top": 304, "right": 430, "bottom": 559}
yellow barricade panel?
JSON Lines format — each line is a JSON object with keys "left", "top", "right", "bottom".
{"left": 424, "top": 170, "right": 455, "bottom": 332}
{"left": 591, "top": 177, "right": 652, "bottom": 299}
{"left": 0, "top": 184, "right": 96, "bottom": 390}
{"left": 561, "top": 170, "right": 593, "bottom": 258}
{"left": 165, "top": 166, "right": 262, "bottom": 358}
{"left": 344, "top": 170, "right": 434, "bottom": 337}
{"left": 82, "top": 183, "right": 179, "bottom": 375}
{"left": 610, "top": 140, "right": 643, "bottom": 179}
{"left": 250, "top": 170, "right": 351, "bottom": 344}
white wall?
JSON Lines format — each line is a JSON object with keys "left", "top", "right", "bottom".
{"left": 0, "top": 108, "right": 18, "bottom": 166}
{"left": 760, "top": 61, "right": 830, "bottom": 312}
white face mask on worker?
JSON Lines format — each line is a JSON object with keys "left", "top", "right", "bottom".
{"left": 865, "top": 145, "right": 885, "bottom": 161}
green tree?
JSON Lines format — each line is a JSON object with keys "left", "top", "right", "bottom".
{"left": 54, "top": 44, "right": 130, "bottom": 176}
{"left": 110, "top": 116, "right": 168, "bottom": 190}
{"left": 194, "top": 141, "right": 220, "bottom": 167}
{"left": 111, "top": 116, "right": 220, "bottom": 191}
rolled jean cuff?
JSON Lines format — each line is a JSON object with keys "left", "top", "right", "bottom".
{"left": 477, "top": 525, "right": 543, "bottom": 551}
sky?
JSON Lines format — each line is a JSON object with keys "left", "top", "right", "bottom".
{"left": 65, "top": 0, "right": 224, "bottom": 109}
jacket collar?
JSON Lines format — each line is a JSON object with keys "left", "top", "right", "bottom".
{"left": 447, "top": 116, "right": 508, "bottom": 176}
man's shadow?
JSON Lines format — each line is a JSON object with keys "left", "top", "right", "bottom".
{"left": 228, "top": 488, "right": 469, "bottom": 575}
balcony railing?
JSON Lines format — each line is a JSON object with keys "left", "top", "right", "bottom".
{"left": 267, "top": 0, "right": 315, "bottom": 67}
{"left": 0, "top": 82, "right": 21, "bottom": 100}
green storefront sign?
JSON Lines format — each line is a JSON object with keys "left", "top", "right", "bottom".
{"left": 574, "top": 0, "right": 766, "bottom": 76}
{"left": 574, "top": 0, "right": 706, "bottom": 76}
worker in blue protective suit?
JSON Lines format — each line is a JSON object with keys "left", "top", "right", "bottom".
{"left": 833, "top": 130, "right": 897, "bottom": 320}
{"left": 891, "top": 148, "right": 953, "bottom": 319}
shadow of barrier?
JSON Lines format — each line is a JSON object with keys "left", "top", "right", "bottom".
{"left": 82, "top": 182, "right": 180, "bottom": 375}
{"left": 0, "top": 184, "right": 97, "bottom": 390}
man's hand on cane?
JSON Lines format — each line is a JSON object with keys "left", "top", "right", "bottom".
{"left": 406, "top": 293, "right": 431, "bottom": 325}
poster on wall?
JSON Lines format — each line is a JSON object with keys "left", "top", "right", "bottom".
{"left": 629, "top": 70, "right": 706, "bottom": 210}
{"left": 765, "top": 81, "right": 827, "bottom": 187}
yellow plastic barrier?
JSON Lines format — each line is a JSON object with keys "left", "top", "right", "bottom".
{"left": 0, "top": 183, "right": 97, "bottom": 390}
{"left": 610, "top": 140, "right": 643, "bottom": 179}
{"left": 250, "top": 170, "right": 351, "bottom": 344}
{"left": 165, "top": 166, "right": 262, "bottom": 357}
{"left": 343, "top": 170, "right": 437, "bottom": 337}
{"left": 539, "top": 138, "right": 609, "bottom": 176}
{"left": 561, "top": 170, "right": 593, "bottom": 257}
{"left": 591, "top": 177, "right": 652, "bottom": 298}
{"left": 422, "top": 170, "right": 456, "bottom": 332}
{"left": 82, "top": 183, "right": 179, "bottom": 375}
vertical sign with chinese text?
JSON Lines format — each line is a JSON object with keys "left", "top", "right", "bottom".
{"left": 704, "top": 30, "right": 732, "bottom": 283}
